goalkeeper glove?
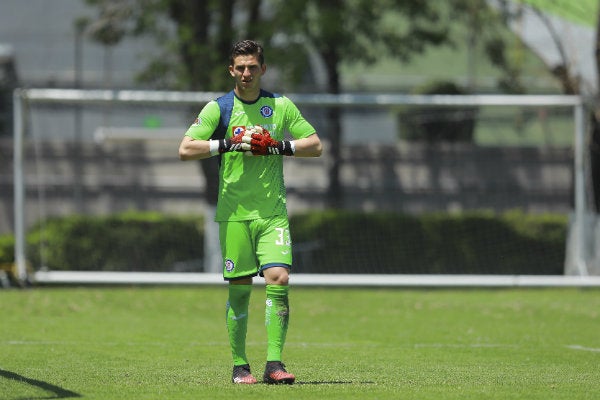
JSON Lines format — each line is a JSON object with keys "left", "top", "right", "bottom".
{"left": 209, "top": 132, "right": 251, "bottom": 155}
{"left": 219, "top": 132, "right": 248, "bottom": 153}
{"left": 249, "top": 130, "right": 295, "bottom": 156}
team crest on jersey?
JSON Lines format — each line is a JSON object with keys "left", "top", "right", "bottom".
{"left": 225, "top": 259, "right": 235, "bottom": 272}
{"left": 232, "top": 126, "right": 245, "bottom": 136}
{"left": 260, "top": 105, "right": 273, "bottom": 118}
{"left": 192, "top": 117, "right": 201, "bottom": 126}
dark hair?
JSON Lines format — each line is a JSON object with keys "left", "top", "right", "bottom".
{"left": 229, "top": 40, "right": 264, "bottom": 66}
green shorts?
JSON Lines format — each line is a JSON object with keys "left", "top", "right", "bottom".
{"left": 219, "top": 215, "right": 293, "bottom": 281}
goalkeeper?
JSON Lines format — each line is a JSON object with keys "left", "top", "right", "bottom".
{"left": 179, "top": 39, "right": 322, "bottom": 385}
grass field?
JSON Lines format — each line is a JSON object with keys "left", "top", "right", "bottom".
{"left": 1, "top": 286, "right": 599, "bottom": 399}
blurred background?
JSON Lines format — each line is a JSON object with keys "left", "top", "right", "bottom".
{"left": 1, "top": 0, "right": 599, "bottom": 282}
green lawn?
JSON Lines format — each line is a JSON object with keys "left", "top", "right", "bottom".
{"left": 1, "top": 286, "right": 599, "bottom": 399}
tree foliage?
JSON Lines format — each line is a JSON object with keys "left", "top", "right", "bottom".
{"left": 269, "top": 0, "right": 448, "bottom": 93}
{"left": 266, "top": 0, "right": 452, "bottom": 206}
{"left": 447, "top": 0, "right": 528, "bottom": 94}
{"left": 84, "top": 0, "right": 269, "bottom": 91}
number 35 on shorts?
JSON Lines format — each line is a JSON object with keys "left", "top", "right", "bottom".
{"left": 275, "top": 227, "right": 291, "bottom": 246}
{"left": 275, "top": 227, "right": 291, "bottom": 253}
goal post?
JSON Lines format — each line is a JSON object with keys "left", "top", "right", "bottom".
{"left": 11, "top": 88, "right": 594, "bottom": 285}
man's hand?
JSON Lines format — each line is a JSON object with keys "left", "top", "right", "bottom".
{"left": 249, "top": 129, "right": 294, "bottom": 156}
{"left": 217, "top": 131, "right": 249, "bottom": 153}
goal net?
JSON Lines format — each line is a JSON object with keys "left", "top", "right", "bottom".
{"left": 8, "top": 88, "right": 598, "bottom": 285}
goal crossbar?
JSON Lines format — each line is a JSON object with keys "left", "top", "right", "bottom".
{"left": 20, "top": 88, "right": 583, "bottom": 107}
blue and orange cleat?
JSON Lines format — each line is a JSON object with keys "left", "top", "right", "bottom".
{"left": 232, "top": 364, "right": 257, "bottom": 384}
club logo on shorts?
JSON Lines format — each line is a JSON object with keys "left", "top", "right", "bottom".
{"left": 260, "top": 105, "right": 273, "bottom": 118}
{"left": 225, "top": 259, "right": 235, "bottom": 272}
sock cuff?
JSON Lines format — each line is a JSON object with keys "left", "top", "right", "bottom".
{"left": 229, "top": 284, "right": 252, "bottom": 294}
{"left": 266, "top": 284, "right": 289, "bottom": 297}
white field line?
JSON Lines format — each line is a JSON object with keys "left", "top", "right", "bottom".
{"left": 413, "top": 343, "right": 519, "bottom": 349}
{"left": 566, "top": 345, "right": 600, "bottom": 353}
{"left": 3, "top": 340, "right": 219, "bottom": 347}
{"left": 2, "top": 340, "right": 514, "bottom": 349}
{"left": 290, "top": 342, "right": 521, "bottom": 349}
{"left": 6, "top": 340, "right": 599, "bottom": 352}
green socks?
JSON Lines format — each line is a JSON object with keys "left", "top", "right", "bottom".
{"left": 226, "top": 284, "right": 290, "bottom": 365}
{"left": 226, "top": 284, "right": 252, "bottom": 366}
{"left": 265, "top": 284, "right": 290, "bottom": 361}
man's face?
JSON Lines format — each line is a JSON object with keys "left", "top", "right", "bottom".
{"left": 229, "top": 54, "right": 266, "bottom": 92}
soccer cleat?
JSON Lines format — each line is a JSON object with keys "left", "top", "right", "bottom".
{"left": 263, "top": 361, "right": 296, "bottom": 385}
{"left": 232, "top": 364, "right": 257, "bottom": 384}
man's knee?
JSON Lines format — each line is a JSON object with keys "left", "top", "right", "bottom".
{"left": 263, "top": 266, "right": 290, "bottom": 285}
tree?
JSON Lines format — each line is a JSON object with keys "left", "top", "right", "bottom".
{"left": 591, "top": 8, "right": 600, "bottom": 213}
{"left": 269, "top": 0, "right": 450, "bottom": 208}
{"left": 447, "top": 0, "right": 528, "bottom": 94}
{"left": 501, "top": 1, "right": 599, "bottom": 212}
{"left": 527, "top": 3, "right": 597, "bottom": 212}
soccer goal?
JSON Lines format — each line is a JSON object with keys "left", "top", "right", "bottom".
{"left": 9, "top": 88, "right": 599, "bottom": 286}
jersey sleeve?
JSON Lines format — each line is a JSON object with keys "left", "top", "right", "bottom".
{"left": 184, "top": 101, "right": 220, "bottom": 140}
{"left": 283, "top": 97, "right": 316, "bottom": 139}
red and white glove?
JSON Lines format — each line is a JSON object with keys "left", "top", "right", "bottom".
{"left": 214, "top": 131, "right": 248, "bottom": 154}
{"left": 248, "top": 128, "right": 295, "bottom": 156}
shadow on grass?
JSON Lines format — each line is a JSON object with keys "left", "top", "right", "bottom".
{"left": 0, "top": 369, "right": 82, "bottom": 399}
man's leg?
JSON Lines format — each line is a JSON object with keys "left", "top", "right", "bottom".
{"left": 226, "top": 280, "right": 256, "bottom": 384}
{"left": 220, "top": 221, "right": 260, "bottom": 383}
{"left": 265, "top": 283, "right": 289, "bottom": 361}
{"left": 262, "top": 267, "right": 295, "bottom": 384}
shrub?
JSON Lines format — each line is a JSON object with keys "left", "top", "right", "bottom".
{"left": 290, "top": 210, "right": 566, "bottom": 275}
{"left": 0, "top": 234, "right": 14, "bottom": 264}
{"left": 26, "top": 212, "right": 204, "bottom": 272}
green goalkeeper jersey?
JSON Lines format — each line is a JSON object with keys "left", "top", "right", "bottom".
{"left": 185, "top": 90, "right": 316, "bottom": 222}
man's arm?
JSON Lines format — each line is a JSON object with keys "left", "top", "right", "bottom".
{"left": 179, "top": 134, "right": 251, "bottom": 161}
{"left": 179, "top": 136, "right": 212, "bottom": 161}
{"left": 293, "top": 133, "right": 322, "bottom": 157}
